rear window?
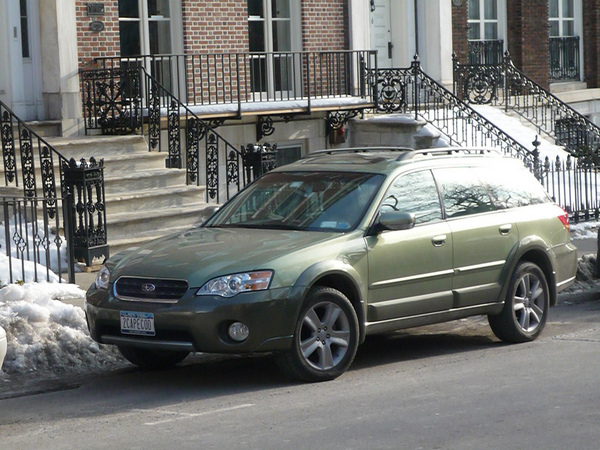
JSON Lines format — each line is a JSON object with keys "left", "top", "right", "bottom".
{"left": 475, "top": 166, "right": 552, "bottom": 209}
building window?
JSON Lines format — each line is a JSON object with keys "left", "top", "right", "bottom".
{"left": 247, "top": 0, "right": 299, "bottom": 97}
{"left": 549, "top": 0, "right": 574, "bottom": 37}
{"left": 468, "top": 0, "right": 498, "bottom": 40}
{"left": 119, "top": 0, "right": 176, "bottom": 57}
{"left": 20, "top": 0, "right": 30, "bottom": 58}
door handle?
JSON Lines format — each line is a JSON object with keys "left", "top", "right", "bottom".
{"left": 499, "top": 224, "right": 512, "bottom": 236}
{"left": 388, "top": 41, "right": 393, "bottom": 59}
{"left": 432, "top": 235, "right": 446, "bottom": 247}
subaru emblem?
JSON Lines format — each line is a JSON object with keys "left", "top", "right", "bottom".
{"left": 141, "top": 283, "right": 156, "bottom": 293}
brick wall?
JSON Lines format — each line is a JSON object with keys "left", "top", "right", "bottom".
{"left": 76, "top": 1, "right": 120, "bottom": 64}
{"left": 451, "top": 1, "right": 469, "bottom": 64}
{"left": 506, "top": 0, "right": 549, "bottom": 89}
{"left": 182, "top": 1, "right": 249, "bottom": 53}
{"left": 301, "top": 0, "right": 348, "bottom": 51}
{"left": 583, "top": 0, "right": 600, "bottom": 87}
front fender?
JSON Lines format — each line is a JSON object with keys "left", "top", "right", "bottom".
{"left": 287, "top": 260, "right": 367, "bottom": 341}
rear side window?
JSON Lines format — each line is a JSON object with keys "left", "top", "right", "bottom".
{"left": 475, "top": 166, "right": 552, "bottom": 209}
{"left": 380, "top": 170, "right": 443, "bottom": 224}
{"left": 433, "top": 167, "right": 496, "bottom": 218}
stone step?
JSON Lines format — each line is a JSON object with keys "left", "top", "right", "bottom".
{"left": 105, "top": 202, "right": 208, "bottom": 241}
{"left": 103, "top": 168, "right": 188, "bottom": 194}
{"left": 9, "top": 120, "right": 62, "bottom": 138}
{"left": 44, "top": 135, "right": 149, "bottom": 160}
{"left": 0, "top": 152, "right": 171, "bottom": 185}
{"left": 104, "top": 185, "right": 206, "bottom": 214}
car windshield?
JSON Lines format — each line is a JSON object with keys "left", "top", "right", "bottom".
{"left": 206, "top": 171, "right": 384, "bottom": 231}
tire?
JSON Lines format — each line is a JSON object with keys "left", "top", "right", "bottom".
{"left": 488, "top": 261, "right": 550, "bottom": 343}
{"left": 276, "top": 286, "right": 359, "bottom": 382}
{"left": 118, "top": 346, "right": 189, "bottom": 370}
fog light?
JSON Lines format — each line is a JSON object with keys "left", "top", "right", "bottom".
{"left": 228, "top": 322, "right": 249, "bottom": 342}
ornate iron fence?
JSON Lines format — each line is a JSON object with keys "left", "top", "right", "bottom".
{"left": 1, "top": 195, "right": 74, "bottom": 284}
{"left": 141, "top": 68, "right": 247, "bottom": 203}
{"left": 453, "top": 52, "right": 600, "bottom": 158}
{"left": 1, "top": 100, "right": 107, "bottom": 279}
{"left": 81, "top": 66, "right": 142, "bottom": 135}
{"left": 550, "top": 36, "right": 580, "bottom": 82}
{"left": 468, "top": 39, "right": 504, "bottom": 65}
{"left": 539, "top": 155, "right": 600, "bottom": 223}
{"left": 371, "top": 57, "right": 536, "bottom": 165}
{"left": 91, "top": 50, "right": 376, "bottom": 111}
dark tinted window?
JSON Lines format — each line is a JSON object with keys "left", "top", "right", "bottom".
{"left": 380, "top": 170, "right": 443, "bottom": 224}
{"left": 434, "top": 168, "right": 495, "bottom": 218}
{"left": 476, "top": 166, "right": 552, "bottom": 209}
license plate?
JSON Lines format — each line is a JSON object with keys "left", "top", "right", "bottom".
{"left": 120, "top": 311, "right": 155, "bottom": 336}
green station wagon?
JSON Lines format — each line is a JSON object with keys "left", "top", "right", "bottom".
{"left": 85, "top": 148, "right": 578, "bottom": 381}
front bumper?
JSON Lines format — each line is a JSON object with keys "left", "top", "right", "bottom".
{"left": 85, "top": 283, "right": 302, "bottom": 354}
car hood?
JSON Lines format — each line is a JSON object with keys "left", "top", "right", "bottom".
{"left": 109, "top": 226, "right": 349, "bottom": 287}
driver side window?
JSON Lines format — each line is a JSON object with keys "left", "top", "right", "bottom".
{"left": 380, "top": 170, "right": 443, "bottom": 224}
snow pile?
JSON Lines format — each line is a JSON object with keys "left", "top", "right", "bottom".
{"left": 570, "top": 221, "right": 599, "bottom": 241}
{"left": 0, "top": 282, "right": 123, "bottom": 377}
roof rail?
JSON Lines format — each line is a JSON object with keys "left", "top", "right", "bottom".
{"left": 307, "top": 147, "right": 415, "bottom": 158}
{"left": 395, "top": 147, "right": 502, "bottom": 161}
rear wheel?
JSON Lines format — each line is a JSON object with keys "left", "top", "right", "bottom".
{"left": 276, "top": 286, "right": 359, "bottom": 382}
{"left": 118, "top": 346, "right": 189, "bottom": 370}
{"left": 488, "top": 261, "right": 550, "bottom": 343}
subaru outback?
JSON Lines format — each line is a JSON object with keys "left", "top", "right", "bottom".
{"left": 85, "top": 148, "right": 578, "bottom": 382}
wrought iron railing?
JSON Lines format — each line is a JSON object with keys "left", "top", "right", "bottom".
{"left": 81, "top": 66, "right": 143, "bottom": 135}
{"left": 91, "top": 50, "right": 376, "bottom": 112}
{"left": 140, "top": 68, "right": 247, "bottom": 203}
{"left": 468, "top": 39, "right": 504, "bottom": 65}
{"left": 1, "top": 100, "right": 108, "bottom": 278}
{"left": 550, "top": 36, "right": 580, "bottom": 82}
{"left": 539, "top": 155, "right": 600, "bottom": 223}
{"left": 453, "top": 52, "right": 600, "bottom": 158}
{"left": 372, "top": 57, "right": 536, "bottom": 166}
{"left": 1, "top": 195, "right": 74, "bottom": 283}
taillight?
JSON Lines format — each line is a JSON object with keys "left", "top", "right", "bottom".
{"left": 557, "top": 207, "right": 570, "bottom": 231}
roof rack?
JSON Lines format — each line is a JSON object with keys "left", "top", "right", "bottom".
{"left": 307, "top": 147, "right": 415, "bottom": 158}
{"left": 395, "top": 147, "right": 502, "bottom": 161}
{"left": 305, "top": 146, "right": 502, "bottom": 161}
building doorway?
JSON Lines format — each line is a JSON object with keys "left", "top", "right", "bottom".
{"left": 369, "top": 0, "right": 393, "bottom": 68}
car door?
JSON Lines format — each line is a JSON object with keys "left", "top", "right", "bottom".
{"left": 433, "top": 167, "right": 519, "bottom": 308}
{"left": 366, "top": 170, "right": 454, "bottom": 323}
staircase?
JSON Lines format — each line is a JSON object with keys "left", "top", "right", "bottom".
{"left": 44, "top": 134, "right": 209, "bottom": 257}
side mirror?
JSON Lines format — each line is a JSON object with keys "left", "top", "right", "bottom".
{"left": 378, "top": 211, "right": 415, "bottom": 231}
{"left": 197, "top": 205, "right": 220, "bottom": 224}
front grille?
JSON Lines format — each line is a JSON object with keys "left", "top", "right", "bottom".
{"left": 115, "top": 277, "right": 189, "bottom": 303}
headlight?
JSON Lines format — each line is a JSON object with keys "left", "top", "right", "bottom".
{"left": 95, "top": 265, "right": 111, "bottom": 290}
{"left": 196, "top": 271, "right": 273, "bottom": 298}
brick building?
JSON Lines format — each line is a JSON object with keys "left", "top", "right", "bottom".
{"left": 1, "top": 0, "right": 600, "bottom": 139}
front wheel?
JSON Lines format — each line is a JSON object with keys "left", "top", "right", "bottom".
{"left": 488, "top": 261, "right": 550, "bottom": 343}
{"left": 118, "top": 346, "right": 189, "bottom": 370}
{"left": 276, "top": 286, "right": 359, "bottom": 382}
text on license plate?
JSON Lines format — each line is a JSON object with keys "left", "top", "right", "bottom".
{"left": 120, "top": 311, "right": 155, "bottom": 336}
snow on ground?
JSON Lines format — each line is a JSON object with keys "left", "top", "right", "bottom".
{"left": 0, "top": 255, "right": 123, "bottom": 382}
{"left": 470, "top": 105, "right": 568, "bottom": 160}
{"left": 570, "top": 220, "right": 600, "bottom": 241}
